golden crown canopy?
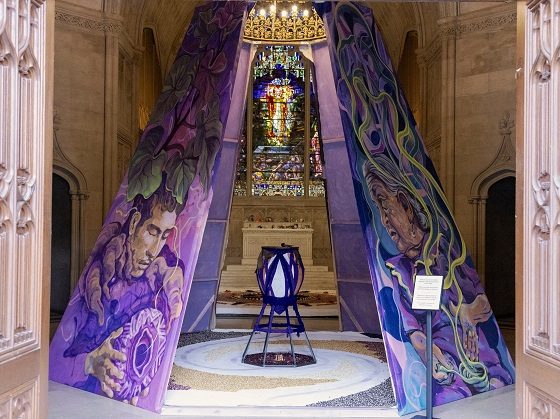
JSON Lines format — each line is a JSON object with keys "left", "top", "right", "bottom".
{"left": 244, "top": 1, "right": 326, "bottom": 43}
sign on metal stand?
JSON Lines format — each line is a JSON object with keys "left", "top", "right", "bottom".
{"left": 410, "top": 275, "right": 444, "bottom": 419}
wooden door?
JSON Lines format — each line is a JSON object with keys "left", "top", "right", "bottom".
{"left": 0, "top": 0, "right": 53, "bottom": 417}
{"left": 516, "top": 0, "right": 560, "bottom": 416}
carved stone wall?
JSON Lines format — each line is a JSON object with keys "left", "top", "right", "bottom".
{"left": 53, "top": 0, "right": 142, "bottom": 255}
{"left": 54, "top": 2, "right": 110, "bottom": 255}
{"left": 524, "top": 384, "right": 560, "bottom": 419}
{"left": 0, "top": 379, "right": 38, "bottom": 419}
{"left": 0, "top": 0, "right": 47, "bottom": 361}
{"left": 52, "top": 124, "right": 88, "bottom": 292}
{"left": 0, "top": 0, "right": 51, "bottom": 415}
{"left": 523, "top": 0, "right": 559, "bottom": 361}
{"left": 469, "top": 112, "right": 516, "bottom": 279}
{"left": 517, "top": 0, "right": 560, "bottom": 413}
{"left": 439, "top": 2, "right": 517, "bottom": 253}
{"left": 225, "top": 198, "right": 332, "bottom": 270}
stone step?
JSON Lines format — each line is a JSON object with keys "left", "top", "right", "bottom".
{"left": 224, "top": 264, "right": 330, "bottom": 273}
{"left": 220, "top": 270, "right": 335, "bottom": 278}
{"left": 219, "top": 284, "right": 336, "bottom": 291}
{"left": 220, "top": 272, "right": 335, "bottom": 283}
{"left": 220, "top": 271, "right": 336, "bottom": 291}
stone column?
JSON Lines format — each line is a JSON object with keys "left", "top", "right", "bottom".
{"left": 439, "top": 20, "right": 457, "bottom": 209}
{"left": 102, "top": 23, "right": 120, "bottom": 217}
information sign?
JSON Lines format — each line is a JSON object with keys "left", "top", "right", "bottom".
{"left": 412, "top": 275, "right": 444, "bottom": 311}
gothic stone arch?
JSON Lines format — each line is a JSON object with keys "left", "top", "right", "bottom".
{"left": 53, "top": 129, "right": 89, "bottom": 290}
{"left": 469, "top": 112, "right": 516, "bottom": 285}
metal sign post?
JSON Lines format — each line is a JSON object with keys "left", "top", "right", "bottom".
{"left": 410, "top": 275, "right": 443, "bottom": 419}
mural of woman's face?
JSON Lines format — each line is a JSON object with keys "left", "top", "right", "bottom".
{"left": 128, "top": 204, "right": 177, "bottom": 278}
{"left": 369, "top": 178, "right": 423, "bottom": 258}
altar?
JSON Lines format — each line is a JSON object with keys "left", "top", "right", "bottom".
{"left": 241, "top": 222, "right": 314, "bottom": 266}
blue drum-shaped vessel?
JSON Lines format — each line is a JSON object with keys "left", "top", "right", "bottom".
{"left": 242, "top": 244, "right": 316, "bottom": 367}
{"left": 256, "top": 245, "right": 304, "bottom": 314}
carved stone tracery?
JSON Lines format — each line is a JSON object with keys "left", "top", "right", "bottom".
{"left": 534, "top": 171, "right": 551, "bottom": 239}
{"left": 523, "top": 0, "right": 560, "bottom": 363}
{"left": 526, "top": 385, "right": 558, "bottom": 419}
{"left": 0, "top": 0, "right": 16, "bottom": 66}
{"left": 439, "top": 7, "right": 516, "bottom": 39}
{"left": 54, "top": 10, "right": 122, "bottom": 34}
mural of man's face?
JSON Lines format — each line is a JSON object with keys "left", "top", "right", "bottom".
{"left": 369, "top": 178, "right": 423, "bottom": 258}
{"left": 128, "top": 204, "right": 177, "bottom": 278}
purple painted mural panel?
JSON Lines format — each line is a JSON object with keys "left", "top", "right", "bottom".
{"left": 331, "top": 223, "right": 370, "bottom": 279}
{"left": 193, "top": 221, "right": 227, "bottom": 280}
{"left": 182, "top": 280, "right": 218, "bottom": 333}
{"left": 337, "top": 281, "right": 379, "bottom": 332}
{"left": 322, "top": 2, "right": 514, "bottom": 415}
{"left": 49, "top": 2, "right": 247, "bottom": 412}
{"left": 208, "top": 141, "right": 239, "bottom": 220}
{"left": 322, "top": 141, "right": 360, "bottom": 222}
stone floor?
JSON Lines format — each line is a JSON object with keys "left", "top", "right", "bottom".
{"left": 48, "top": 318, "right": 516, "bottom": 418}
{"left": 166, "top": 331, "right": 393, "bottom": 410}
{"left": 48, "top": 381, "right": 515, "bottom": 418}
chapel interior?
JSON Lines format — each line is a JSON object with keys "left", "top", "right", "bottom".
{"left": 49, "top": 0, "right": 516, "bottom": 357}
{"left": 41, "top": 0, "right": 517, "bottom": 416}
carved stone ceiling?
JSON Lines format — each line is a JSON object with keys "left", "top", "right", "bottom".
{"left": 118, "top": 1, "right": 442, "bottom": 77}
{"left": 120, "top": 0, "right": 205, "bottom": 76}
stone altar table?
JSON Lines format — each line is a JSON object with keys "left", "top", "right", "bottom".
{"left": 241, "top": 222, "right": 314, "bottom": 266}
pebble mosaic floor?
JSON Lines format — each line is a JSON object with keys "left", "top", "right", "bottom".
{"left": 165, "top": 330, "right": 396, "bottom": 409}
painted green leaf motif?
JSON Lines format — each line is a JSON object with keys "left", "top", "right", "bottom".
{"left": 165, "top": 148, "right": 197, "bottom": 205}
{"left": 149, "top": 54, "right": 200, "bottom": 125}
{"left": 127, "top": 126, "right": 167, "bottom": 201}
{"left": 195, "top": 98, "right": 223, "bottom": 193}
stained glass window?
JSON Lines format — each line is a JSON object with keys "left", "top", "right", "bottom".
{"left": 235, "top": 45, "right": 324, "bottom": 198}
{"left": 234, "top": 126, "right": 247, "bottom": 196}
{"left": 309, "top": 72, "right": 325, "bottom": 197}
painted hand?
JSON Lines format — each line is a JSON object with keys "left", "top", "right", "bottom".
{"left": 146, "top": 256, "right": 184, "bottom": 321}
{"left": 84, "top": 327, "right": 127, "bottom": 398}
{"left": 124, "top": 387, "right": 150, "bottom": 406}
{"left": 450, "top": 294, "right": 492, "bottom": 361}
{"left": 164, "top": 267, "right": 184, "bottom": 321}
{"left": 410, "top": 330, "right": 455, "bottom": 384}
{"left": 85, "top": 265, "right": 105, "bottom": 326}
{"left": 432, "top": 346, "right": 455, "bottom": 385}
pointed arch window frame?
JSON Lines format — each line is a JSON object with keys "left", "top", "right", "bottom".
{"left": 238, "top": 42, "right": 325, "bottom": 198}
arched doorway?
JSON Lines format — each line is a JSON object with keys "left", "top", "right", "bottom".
{"left": 484, "top": 177, "right": 515, "bottom": 324}
{"left": 50, "top": 174, "right": 72, "bottom": 319}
